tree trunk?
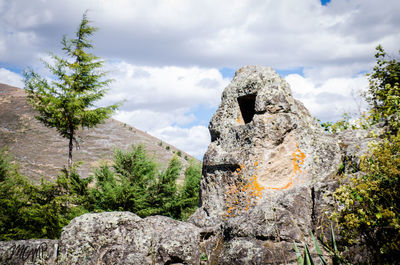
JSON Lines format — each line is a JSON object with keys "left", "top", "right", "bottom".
{"left": 68, "top": 132, "right": 73, "bottom": 169}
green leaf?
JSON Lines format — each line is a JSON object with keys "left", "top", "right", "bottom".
{"left": 293, "top": 242, "right": 304, "bottom": 265}
{"left": 310, "top": 231, "right": 327, "bottom": 265}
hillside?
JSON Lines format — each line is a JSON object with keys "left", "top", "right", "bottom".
{"left": 0, "top": 83, "right": 197, "bottom": 181}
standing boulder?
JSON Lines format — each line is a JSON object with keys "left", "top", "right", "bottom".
{"left": 189, "top": 66, "right": 342, "bottom": 263}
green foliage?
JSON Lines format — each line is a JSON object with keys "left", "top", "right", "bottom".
{"left": 366, "top": 45, "right": 400, "bottom": 134}
{"left": 318, "top": 112, "right": 371, "bottom": 134}
{"left": 200, "top": 253, "right": 208, "bottom": 261}
{"left": 294, "top": 228, "right": 350, "bottom": 265}
{"left": 145, "top": 155, "right": 182, "bottom": 218}
{"left": 0, "top": 148, "right": 11, "bottom": 182}
{"left": 178, "top": 159, "right": 202, "bottom": 220}
{"left": 24, "top": 12, "right": 119, "bottom": 167}
{"left": 333, "top": 133, "right": 400, "bottom": 264}
{"left": 0, "top": 150, "right": 89, "bottom": 240}
{"left": 0, "top": 145, "right": 202, "bottom": 240}
{"left": 88, "top": 145, "right": 157, "bottom": 215}
{"left": 330, "top": 46, "right": 400, "bottom": 264}
{"left": 88, "top": 146, "right": 202, "bottom": 220}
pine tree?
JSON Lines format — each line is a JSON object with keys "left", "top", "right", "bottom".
{"left": 179, "top": 159, "right": 202, "bottom": 220}
{"left": 156, "top": 155, "right": 181, "bottom": 218}
{"left": 24, "top": 12, "right": 119, "bottom": 168}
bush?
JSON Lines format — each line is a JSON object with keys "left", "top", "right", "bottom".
{"left": 88, "top": 145, "right": 202, "bottom": 220}
{"left": 331, "top": 46, "right": 400, "bottom": 264}
{"left": 0, "top": 145, "right": 203, "bottom": 240}
{"left": 333, "top": 133, "right": 400, "bottom": 264}
{"left": 0, "top": 151, "right": 88, "bottom": 240}
{"left": 366, "top": 45, "right": 400, "bottom": 134}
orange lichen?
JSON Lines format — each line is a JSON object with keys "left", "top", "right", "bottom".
{"left": 223, "top": 144, "right": 306, "bottom": 219}
{"left": 292, "top": 143, "right": 306, "bottom": 175}
{"left": 223, "top": 162, "right": 265, "bottom": 219}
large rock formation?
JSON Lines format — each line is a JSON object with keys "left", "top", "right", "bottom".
{"left": 187, "top": 66, "right": 342, "bottom": 263}
{"left": 1, "top": 66, "right": 365, "bottom": 264}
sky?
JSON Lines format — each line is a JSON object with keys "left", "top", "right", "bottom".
{"left": 0, "top": 0, "right": 399, "bottom": 159}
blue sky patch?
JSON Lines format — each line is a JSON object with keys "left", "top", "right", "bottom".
{"left": 219, "top": 67, "right": 237, "bottom": 79}
{"left": 0, "top": 64, "right": 23, "bottom": 75}
{"left": 320, "top": 0, "right": 331, "bottom": 6}
{"left": 276, "top": 67, "right": 304, "bottom": 77}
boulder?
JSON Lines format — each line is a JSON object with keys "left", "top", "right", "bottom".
{"left": 188, "top": 66, "right": 342, "bottom": 263}
{"left": 58, "top": 212, "right": 201, "bottom": 265}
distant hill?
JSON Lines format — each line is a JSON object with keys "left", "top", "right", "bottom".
{"left": 0, "top": 83, "right": 197, "bottom": 181}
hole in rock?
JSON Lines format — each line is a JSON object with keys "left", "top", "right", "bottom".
{"left": 237, "top": 94, "right": 257, "bottom": 124}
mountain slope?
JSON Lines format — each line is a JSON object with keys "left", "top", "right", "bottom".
{"left": 0, "top": 83, "right": 197, "bottom": 181}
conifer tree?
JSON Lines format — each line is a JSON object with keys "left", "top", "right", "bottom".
{"left": 24, "top": 12, "right": 118, "bottom": 168}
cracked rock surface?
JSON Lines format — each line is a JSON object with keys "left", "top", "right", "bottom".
{"left": 188, "top": 66, "right": 342, "bottom": 263}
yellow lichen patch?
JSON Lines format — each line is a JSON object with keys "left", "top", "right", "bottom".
{"left": 223, "top": 162, "right": 265, "bottom": 219}
{"left": 292, "top": 143, "right": 306, "bottom": 175}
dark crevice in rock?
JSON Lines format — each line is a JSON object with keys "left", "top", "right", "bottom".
{"left": 237, "top": 94, "right": 257, "bottom": 124}
{"left": 255, "top": 235, "right": 276, "bottom": 241}
{"left": 222, "top": 226, "right": 233, "bottom": 241}
{"left": 203, "top": 164, "right": 240, "bottom": 174}
{"left": 164, "top": 256, "right": 185, "bottom": 264}
{"left": 200, "top": 231, "right": 214, "bottom": 240}
{"left": 311, "top": 187, "right": 316, "bottom": 229}
{"left": 203, "top": 208, "right": 210, "bottom": 217}
{"left": 210, "top": 130, "right": 220, "bottom": 142}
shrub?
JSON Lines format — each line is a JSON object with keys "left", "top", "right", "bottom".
{"left": 333, "top": 133, "right": 400, "bottom": 263}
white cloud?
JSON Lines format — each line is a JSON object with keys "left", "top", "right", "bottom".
{"left": 98, "top": 62, "right": 230, "bottom": 157}
{"left": 152, "top": 125, "right": 210, "bottom": 159}
{"left": 0, "top": 68, "right": 23, "bottom": 87}
{"left": 285, "top": 73, "right": 369, "bottom": 121}
{"left": 0, "top": 0, "right": 399, "bottom": 75}
{"left": 1, "top": 0, "right": 399, "bottom": 158}
{"left": 100, "top": 62, "right": 229, "bottom": 110}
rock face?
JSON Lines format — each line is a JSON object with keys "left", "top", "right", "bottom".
{"left": 0, "top": 239, "right": 58, "bottom": 265}
{"left": 188, "top": 66, "right": 342, "bottom": 263}
{"left": 0, "top": 66, "right": 356, "bottom": 264}
{"left": 58, "top": 212, "right": 201, "bottom": 265}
